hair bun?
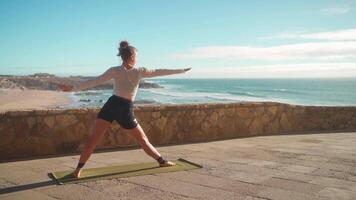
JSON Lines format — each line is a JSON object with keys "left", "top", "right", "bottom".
{"left": 120, "top": 40, "right": 129, "bottom": 49}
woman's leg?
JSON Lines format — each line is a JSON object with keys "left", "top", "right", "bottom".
{"left": 73, "top": 118, "right": 111, "bottom": 178}
{"left": 128, "top": 123, "right": 175, "bottom": 167}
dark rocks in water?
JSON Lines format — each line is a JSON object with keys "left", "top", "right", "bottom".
{"left": 79, "top": 99, "right": 91, "bottom": 102}
{"left": 134, "top": 99, "right": 159, "bottom": 104}
{"left": 74, "top": 91, "right": 102, "bottom": 96}
{"left": 139, "top": 80, "right": 163, "bottom": 89}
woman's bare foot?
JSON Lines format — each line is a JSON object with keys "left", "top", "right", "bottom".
{"left": 72, "top": 168, "right": 82, "bottom": 179}
{"left": 159, "top": 161, "right": 176, "bottom": 167}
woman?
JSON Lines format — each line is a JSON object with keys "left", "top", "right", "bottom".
{"left": 60, "top": 40, "right": 191, "bottom": 178}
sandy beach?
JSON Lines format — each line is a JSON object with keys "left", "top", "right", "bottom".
{"left": 0, "top": 89, "right": 71, "bottom": 112}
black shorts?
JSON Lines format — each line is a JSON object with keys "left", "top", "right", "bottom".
{"left": 97, "top": 95, "right": 138, "bottom": 129}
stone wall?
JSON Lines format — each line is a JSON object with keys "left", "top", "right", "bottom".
{"left": 1, "top": 102, "right": 356, "bottom": 161}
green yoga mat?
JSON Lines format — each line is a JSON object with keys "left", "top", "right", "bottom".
{"left": 48, "top": 158, "right": 202, "bottom": 184}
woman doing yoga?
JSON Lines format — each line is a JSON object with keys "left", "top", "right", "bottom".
{"left": 60, "top": 40, "right": 191, "bottom": 178}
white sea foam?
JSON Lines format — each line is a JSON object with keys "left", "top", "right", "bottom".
{"left": 273, "top": 88, "right": 287, "bottom": 92}
{"left": 143, "top": 88, "right": 270, "bottom": 103}
{"left": 59, "top": 92, "right": 88, "bottom": 108}
{"left": 228, "top": 91, "right": 264, "bottom": 97}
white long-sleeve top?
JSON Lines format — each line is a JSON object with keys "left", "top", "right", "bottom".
{"left": 72, "top": 66, "right": 186, "bottom": 101}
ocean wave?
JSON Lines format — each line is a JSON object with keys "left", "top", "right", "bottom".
{"left": 144, "top": 89, "right": 180, "bottom": 97}
{"left": 147, "top": 80, "right": 166, "bottom": 84}
{"left": 228, "top": 91, "right": 264, "bottom": 97}
{"left": 271, "top": 88, "right": 304, "bottom": 94}
{"left": 144, "top": 89, "right": 268, "bottom": 103}
{"left": 74, "top": 90, "right": 112, "bottom": 95}
{"left": 204, "top": 94, "right": 266, "bottom": 102}
{"left": 195, "top": 89, "right": 264, "bottom": 98}
{"left": 273, "top": 88, "right": 286, "bottom": 92}
{"left": 254, "top": 88, "right": 305, "bottom": 95}
{"left": 145, "top": 89, "right": 231, "bottom": 99}
{"left": 231, "top": 86, "right": 247, "bottom": 90}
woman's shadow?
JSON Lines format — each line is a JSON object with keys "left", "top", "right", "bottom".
{"left": 0, "top": 166, "right": 160, "bottom": 195}
{"left": 0, "top": 179, "right": 56, "bottom": 195}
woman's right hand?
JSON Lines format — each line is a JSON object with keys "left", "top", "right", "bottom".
{"left": 59, "top": 84, "right": 74, "bottom": 92}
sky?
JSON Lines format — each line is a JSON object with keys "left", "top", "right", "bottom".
{"left": 0, "top": 0, "right": 355, "bottom": 78}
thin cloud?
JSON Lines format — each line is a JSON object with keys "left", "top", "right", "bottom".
{"left": 321, "top": 6, "right": 351, "bottom": 16}
{"left": 260, "top": 28, "right": 356, "bottom": 41}
{"left": 259, "top": 32, "right": 306, "bottom": 40}
{"left": 172, "top": 42, "right": 356, "bottom": 61}
{"left": 303, "top": 29, "right": 356, "bottom": 41}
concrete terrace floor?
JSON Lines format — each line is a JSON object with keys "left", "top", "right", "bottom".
{"left": 0, "top": 132, "right": 355, "bottom": 200}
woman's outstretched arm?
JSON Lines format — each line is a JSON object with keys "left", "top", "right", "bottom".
{"left": 60, "top": 67, "right": 115, "bottom": 92}
{"left": 139, "top": 67, "right": 191, "bottom": 78}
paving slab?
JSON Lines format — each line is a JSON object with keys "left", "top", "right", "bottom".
{"left": 1, "top": 132, "right": 356, "bottom": 200}
{"left": 78, "top": 179, "right": 196, "bottom": 200}
{"left": 317, "top": 187, "right": 356, "bottom": 200}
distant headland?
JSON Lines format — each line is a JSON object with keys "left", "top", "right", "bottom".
{"left": 0, "top": 73, "right": 162, "bottom": 91}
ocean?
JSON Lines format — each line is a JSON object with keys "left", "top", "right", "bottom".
{"left": 68, "top": 78, "right": 356, "bottom": 108}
